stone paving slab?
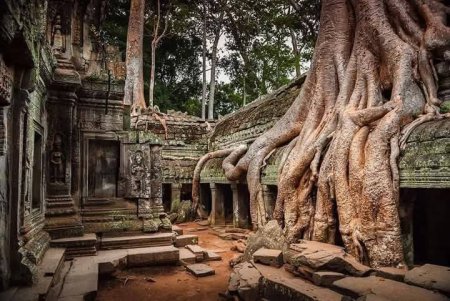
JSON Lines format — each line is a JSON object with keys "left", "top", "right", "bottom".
{"left": 186, "top": 244, "right": 205, "bottom": 261}
{"left": 333, "top": 276, "right": 448, "bottom": 301}
{"left": 127, "top": 246, "right": 179, "bottom": 267}
{"left": 186, "top": 263, "right": 215, "bottom": 277}
{"left": 38, "top": 247, "right": 65, "bottom": 277}
{"left": 253, "top": 248, "right": 283, "bottom": 267}
{"left": 405, "top": 264, "right": 450, "bottom": 295}
{"left": 59, "top": 257, "right": 98, "bottom": 300}
{"left": 205, "top": 250, "right": 222, "bottom": 261}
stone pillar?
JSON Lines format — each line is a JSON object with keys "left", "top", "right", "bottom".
{"left": 262, "top": 185, "right": 277, "bottom": 220}
{"left": 210, "top": 183, "right": 226, "bottom": 225}
{"left": 170, "top": 183, "right": 182, "bottom": 212}
{"left": 231, "top": 183, "right": 239, "bottom": 228}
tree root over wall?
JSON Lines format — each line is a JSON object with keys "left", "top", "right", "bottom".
{"left": 193, "top": 0, "right": 450, "bottom": 267}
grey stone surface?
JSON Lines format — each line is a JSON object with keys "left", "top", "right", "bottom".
{"left": 333, "top": 276, "right": 448, "bottom": 301}
{"left": 228, "top": 262, "right": 262, "bottom": 301}
{"left": 312, "top": 271, "right": 346, "bottom": 287}
{"left": 405, "top": 264, "right": 450, "bottom": 295}
{"left": 253, "top": 248, "right": 283, "bottom": 267}
{"left": 205, "top": 250, "right": 222, "bottom": 261}
{"left": 186, "top": 263, "right": 215, "bottom": 277}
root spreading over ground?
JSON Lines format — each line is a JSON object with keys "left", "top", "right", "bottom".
{"left": 193, "top": 0, "right": 450, "bottom": 267}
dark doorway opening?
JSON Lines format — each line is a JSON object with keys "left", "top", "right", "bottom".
{"left": 162, "top": 184, "right": 171, "bottom": 212}
{"left": 88, "top": 140, "right": 119, "bottom": 198}
{"left": 217, "top": 184, "right": 233, "bottom": 224}
{"left": 413, "top": 189, "right": 450, "bottom": 266}
{"left": 181, "top": 184, "right": 192, "bottom": 202}
{"left": 32, "top": 131, "right": 43, "bottom": 210}
{"left": 200, "top": 184, "right": 212, "bottom": 215}
{"left": 237, "top": 184, "right": 251, "bottom": 227}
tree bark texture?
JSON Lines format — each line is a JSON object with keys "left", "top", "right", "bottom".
{"left": 124, "top": 0, "right": 146, "bottom": 109}
{"left": 193, "top": 0, "right": 450, "bottom": 268}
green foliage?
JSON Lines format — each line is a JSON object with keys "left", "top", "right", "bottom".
{"left": 102, "top": 0, "right": 319, "bottom": 117}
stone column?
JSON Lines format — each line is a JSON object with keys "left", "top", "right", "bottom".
{"left": 170, "top": 183, "right": 182, "bottom": 212}
{"left": 262, "top": 185, "right": 276, "bottom": 220}
{"left": 231, "top": 183, "right": 239, "bottom": 228}
{"left": 209, "top": 183, "right": 225, "bottom": 225}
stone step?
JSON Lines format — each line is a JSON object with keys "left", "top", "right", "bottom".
{"left": 46, "top": 207, "right": 77, "bottom": 217}
{"left": 179, "top": 248, "right": 197, "bottom": 265}
{"left": 50, "top": 234, "right": 97, "bottom": 259}
{"left": 0, "top": 248, "right": 66, "bottom": 301}
{"left": 46, "top": 201, "right": 75, "bottom": 209}
{"left": 99, "top": 232, "right": 175, "bottom": 250}
{"left": 175, "top": 234, "right": 199, "bottom": 247}
{"left": 84, "top": 198, "right": 114, "bottom": 206}
{"left": 127, "top": 246, "right": 180, "bottom": 267}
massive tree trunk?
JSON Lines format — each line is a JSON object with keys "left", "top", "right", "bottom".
{"left": 208, "top": 10, "right": 224, "bottom": 120}
{"left": 124, "top": 0, "right": 146, "bottom": 109}
{"left": 195, "top": 0, "right": 450, "bottom": 267}
{"left": 201, "top": 0, "right": 208, "bottom": 120}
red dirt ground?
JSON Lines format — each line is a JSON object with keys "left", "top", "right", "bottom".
{"left": 96, "top": 222, "right": 240, "bottom": 301}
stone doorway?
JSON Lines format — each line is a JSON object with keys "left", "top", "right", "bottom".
{"left": 88, "top": 140, "right": 120, "bottom": 198}
{"left": 413, "top": 188, "right": 450, "bottom": 266}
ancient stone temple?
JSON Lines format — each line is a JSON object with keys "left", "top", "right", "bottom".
{"left": 1, "top": 1, "right": 450, "bottom": 300}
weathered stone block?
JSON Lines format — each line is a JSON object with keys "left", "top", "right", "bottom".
{"left": 253, "top": 248, "right": 283, "bottom": 267}
{"left": 312, "top": 271, "right": 346, "bottom": 287}
{"left": 127, "top": 246, "right": 179, "bottom": 267}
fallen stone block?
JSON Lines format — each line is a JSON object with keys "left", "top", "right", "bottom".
{"left": 228, "top": 262, "right": 262, "bottom": 301}
{"left": 186, "top": 263, "right": 215, "bottom": 277}
{"left": 286, "top": 240, "right": 372, "bottom": 276}
{"left": 404, "top": 264, "right": 450, "bottom": 295}
{"left": 253, "top": 248, "right": 283, "bottom": 267}
{"left": 333, "top": 276, "right": 448, "bottom": 301}
{"left": 175, "top": 234, "right": 198, "bottom": 247}
{"left": 312, "top": 271, "right": 346, "bottom": 287}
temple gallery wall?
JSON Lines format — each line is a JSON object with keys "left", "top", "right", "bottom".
{"left": 0, "top": 0, "right": 449, "bottom": 299}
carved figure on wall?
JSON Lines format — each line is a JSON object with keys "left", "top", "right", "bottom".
{"left": 50, "top": 134, "right": 65, "bottom": 184}
{"left": 130, "top": 150, "right": 147, "bottom": 194}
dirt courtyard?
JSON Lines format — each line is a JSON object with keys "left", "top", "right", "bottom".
{"left": 96, "top": 222, "right": 240, "bottom": 301}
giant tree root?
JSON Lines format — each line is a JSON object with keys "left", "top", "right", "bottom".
{"left": 206, "top": 0, "right": 450, "bottom": 268}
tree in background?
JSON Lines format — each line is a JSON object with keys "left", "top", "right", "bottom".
{"left": 123, "top": 0, "right": 146, "bottom": 110}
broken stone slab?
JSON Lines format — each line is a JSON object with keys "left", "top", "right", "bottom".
{"left": 96, "top": 249, "right": 128, "bottom": 275}
{"left": 333, "top": 276, "right": 448, "bottom": 301}
{"left": 255, "top": 262, "right": 344, "bottom": 301}
{"left": 312, "top": 271, "right": 346, "bottom": 287}
{"left": 186, "top": 263, "right": 215, "bottom": 277}
{"left": 253, "top": 248, "right": 283, "bottom": 267}
{"left": 175, "top": 234, "right": 199, "bottom": 247}
{"left": 185, "top": 244, "right": 205, "bottom": 261}
{"left": 405, "top": 264, "right": 450, "bottom": 295}
{"left": 287, "top": 240, "right": 372, "bottom": 276}
{"left": 205, "top": 250, "right": 222, "bottom": 261}
{"left": 228, "top": 262, "right": 262, "bottom": 301}
{"left": 179, "top": 248, "right": 196, "bottom": 265}
{"left": 37, "top": 247, "right": 65, "bottom": 278}
{"left": 373, "top": 266, "right": 406, "bottom": 282}
{"left": 127, "top": 246, "right": 180, "bottom": 267}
